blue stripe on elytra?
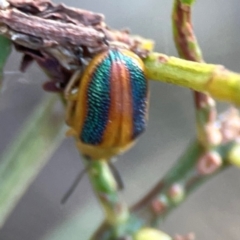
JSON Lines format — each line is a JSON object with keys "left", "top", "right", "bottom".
{"left": 124, "top": 56, "right": 147, "bottom": 138}
{"left": 80, "top": 54, "right": 112, "bottom": 145}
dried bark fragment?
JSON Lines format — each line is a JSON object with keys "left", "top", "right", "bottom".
{"left": 0, "top": 0, "right": 153, "bottom": 92}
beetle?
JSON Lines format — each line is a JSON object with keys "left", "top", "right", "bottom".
{"left": 64, "top": 46, "right": 149, "bottom": 161}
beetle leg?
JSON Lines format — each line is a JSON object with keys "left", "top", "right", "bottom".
{"left": 65, "top": 100, "right": 77, "bottom": 126}
{"left": 64, "top": 69, "right": 82, "bottom": 126}
{"left": 64, "top": 70, "right": 82, "bottom": 101}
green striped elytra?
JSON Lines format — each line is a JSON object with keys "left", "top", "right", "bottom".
{"left": 65, "top": 47, "right": 149, "bottom": 160}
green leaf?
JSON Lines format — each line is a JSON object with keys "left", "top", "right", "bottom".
{"left": 0, "top": 95, "right": 66, "bottom": 227}
{"left": 0, "top": 35, "right": 11, "bottom": 80}
{"left": 43, "top": 203, "right": 103, "bottom": 240}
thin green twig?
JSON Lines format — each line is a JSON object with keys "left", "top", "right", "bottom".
{"left": 172, "top": 0, "right": 218, "bottom": 149}
{"left": 132, "top": 141, "right": 233, "bottom": 226}
{"left": 144, "top": 54, "right": 240, "bottom": 106}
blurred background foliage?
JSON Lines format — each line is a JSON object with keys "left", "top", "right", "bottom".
{"left": 0, "top": 0, "right": 240, "bottom": 239}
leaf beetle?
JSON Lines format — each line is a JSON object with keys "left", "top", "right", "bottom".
{"left": 64, "top": 45, "right": 149, "bottom": 161}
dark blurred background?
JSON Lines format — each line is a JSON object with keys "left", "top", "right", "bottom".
{"left": 0, "top": 0, "right": 240, "bottom": 239}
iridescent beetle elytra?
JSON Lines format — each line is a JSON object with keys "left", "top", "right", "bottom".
{"left": 64, "top": 46, "right": 149, "bottom": 161}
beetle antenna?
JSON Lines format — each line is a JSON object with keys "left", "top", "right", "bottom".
{"left": 61, "top": 166, "right": 90, "bottom": 204}
{"left": 61, "top": 162, "right": 124, "bottom": 204}
{"left": 108, "top": 162, "right": 124, "bottom": 190}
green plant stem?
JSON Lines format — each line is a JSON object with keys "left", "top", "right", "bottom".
{"left": 180, "top": 0, "right": 195, "bottom": 4}
{"left": 172, "top": 0, "right": 217, "bottom": 149}
{"left": 132, "top": 141, "right": 233, "bottom": 226}
{"left": 144, "top": 53, "right": 240, "bottom": 106}
{"left": 86, "top": 160, "right": 144, "bottom": 239}
{"left": 0, "top": 95, "right": 65, "bottom": 227}
{"left": 172, "top": 0, "right": 202, "bottom": 61}
{"left": 87, "top": 160, "right": 129, "bottom": 226}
